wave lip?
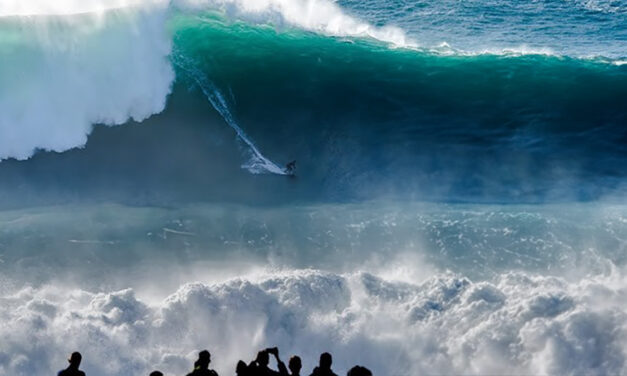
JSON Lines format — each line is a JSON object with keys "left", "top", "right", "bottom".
{"left": 176, "top": 0, "right": 415, "bottom": 47}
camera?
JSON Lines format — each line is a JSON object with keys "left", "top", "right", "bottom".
{"left": 265, "top": 347, "right": 279, "bottom": 356}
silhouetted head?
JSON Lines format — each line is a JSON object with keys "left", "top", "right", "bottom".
{"left": 196, "top": 350, "right": 211, "bottom": 369}
{"left": 236, "top": 360, "right": 248, "bottom": 375}
{"left": 256, "top": 350, "right": 269, "bottom": 367}
{"left": 347, "top": 366, "right": 372, "bottom": 376}
{"left": 319, "top": 353, "right": 332, "bottom": 370}
{"left": 150, "top": 372, "right": 164, "bottom": 376}
{"left": 68, "top": 352, "right": 82, "bottom": 367}
{"left": 288, "top": 356, "right": 302, "bottom": 374}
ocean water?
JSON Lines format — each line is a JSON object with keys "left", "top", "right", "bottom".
{"left": 0, "top": 1, "right": 626, "bottom": 375}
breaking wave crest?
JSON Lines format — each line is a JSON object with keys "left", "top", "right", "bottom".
{"left": 0, "top": 4, "right": 173, "bottom": 160}
{"left": 1, "top": 0, "right": 625, "bottom": 169}
{"left": 0, "top": 0, "right": 411, "bottom": 162}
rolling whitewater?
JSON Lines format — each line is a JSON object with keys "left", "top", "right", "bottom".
{"left": 0, "top": 1, "right": 626, "bottom": 375}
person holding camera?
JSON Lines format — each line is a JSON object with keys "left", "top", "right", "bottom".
{"left": 247, "top": 347, "right": 287, "bottom": 376}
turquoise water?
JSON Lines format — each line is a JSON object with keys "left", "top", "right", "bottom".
{"left": 0, "top": 7, "right": 625, "bottom": 206}
{"left": 169, "top": 13, "right": 627, "bottom": 202}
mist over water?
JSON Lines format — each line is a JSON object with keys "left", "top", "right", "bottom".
{"left": 1, "top": 202, "right": 626, "bottom": 376}
{"left": 0, "top": 0, "right": 626, "bottom": 375}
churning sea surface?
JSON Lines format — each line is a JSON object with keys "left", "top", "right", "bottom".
{"left": 0, "top": 0, "right": 626, "bottom": 375}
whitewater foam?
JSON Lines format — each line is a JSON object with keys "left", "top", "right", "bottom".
{"left": 0, "top": 0, "right": 413, "bottom": 49}
{"left": 0, "top": 268, "right": 625, "bottom": 376}
{"left": 0, "top": 0, "right": 159, "bottom": 17}
{"left": 0, "top": 201, "right": 625, "bottom": 375}
{"left": 0, "top": 4, "right": 173, "bottom": 161}
{"left": 175, "top": 0, "right": 414, "bottom": 47}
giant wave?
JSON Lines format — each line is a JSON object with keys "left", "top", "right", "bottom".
{"left": 0, "top": 0, "right": 409, "bottom": 162}
{"left": 1, "top": 2, "right": 626, "bottom": 204}
{"left": 1, "top": 0, "right": 625, "bottom": 185}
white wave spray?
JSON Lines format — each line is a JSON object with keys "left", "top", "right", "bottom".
{"left": 0, "top": 4, "right": 174, "bottom": 161}
{"left": 0, "top": 268, "right": 625, "bottom": 376}
{"left": 0, "top": 202, "right": 625, "bottom": 375}
{"left": 175, "top": 0, "right": 414, "bottom": 47}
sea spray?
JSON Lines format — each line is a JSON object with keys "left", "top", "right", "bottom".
{"left": 0, "top": 4, "right": 174, "bottom": 160}
{"left": 1, "top": 268, "right": 625, "bottom": 376}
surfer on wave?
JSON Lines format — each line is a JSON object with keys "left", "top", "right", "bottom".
{"left": 285, "top": 160, "right": 296, "bottom": 175}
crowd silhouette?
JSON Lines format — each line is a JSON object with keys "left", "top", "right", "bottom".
{"left": 58, "top": 349, "right": 372, "bottom": 376}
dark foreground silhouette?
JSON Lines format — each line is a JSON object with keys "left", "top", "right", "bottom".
{"left": 346, "top": 366, "right": 372, "bottom": 376}
{"left": 59, "top": 349, "right": 371, "bottom": 376}
{"left": 186, "top": 350, "right": 218, "bottom": 376}
{"left": 58, "top": 352, "right": 86, "bottom": 376}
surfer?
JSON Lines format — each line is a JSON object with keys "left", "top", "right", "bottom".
{"left": 285, "top": 160, "right": 296, "bottom": 175}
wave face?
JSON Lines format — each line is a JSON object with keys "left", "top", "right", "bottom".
{"left": 0, "top": 1, "right": 626, "bottom": 204}
{"left": 168, "top": 14, "right": 627, "bottom": 202}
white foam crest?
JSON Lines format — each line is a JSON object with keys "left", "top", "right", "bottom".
{"left": 0, "top": 0, "right": 416, "bottom": 53}
{"left": 0, "top": 0, "right": 166, "bottom": 17}
{"left": 1, "top": 268, "right": 625, "bottom": 376}
{"left": 176, "top": 0, "right": 416, "bottom": 47}
{"left": 427, "top": 43, "right": 558, "bottom": 58}
{"left": 0, "top": 5, "right": 174, "bottom": 161}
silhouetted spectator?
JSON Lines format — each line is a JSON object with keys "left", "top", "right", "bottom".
{"left": 186, "top": 350, "right": 219, "bottom": 376}
{"left": 309, "top": 353, "right": 338, "bottom": 376}
{"left": 236, "top": 360, "right": 249, "bottom": 376}
{"left": 248, "top": 348, "right": 282, "bottom": 376}
{"left": 150, "top": 372, "right": 164, "bottom": 376}
{"left": 346, "top": 366, "right": 372, "bottom": 376}
{"left": 58, "top": 352, "right": 86, "bottom": 376}
{"left": 282, "top": 356, "right": 302, "bottom": 376}
{"left": 276, "top": 352, "right": 303, "bottom": 376}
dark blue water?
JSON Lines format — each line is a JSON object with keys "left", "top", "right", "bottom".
{"left": 341, "top": 0, "right": 627, "bottom": 58}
